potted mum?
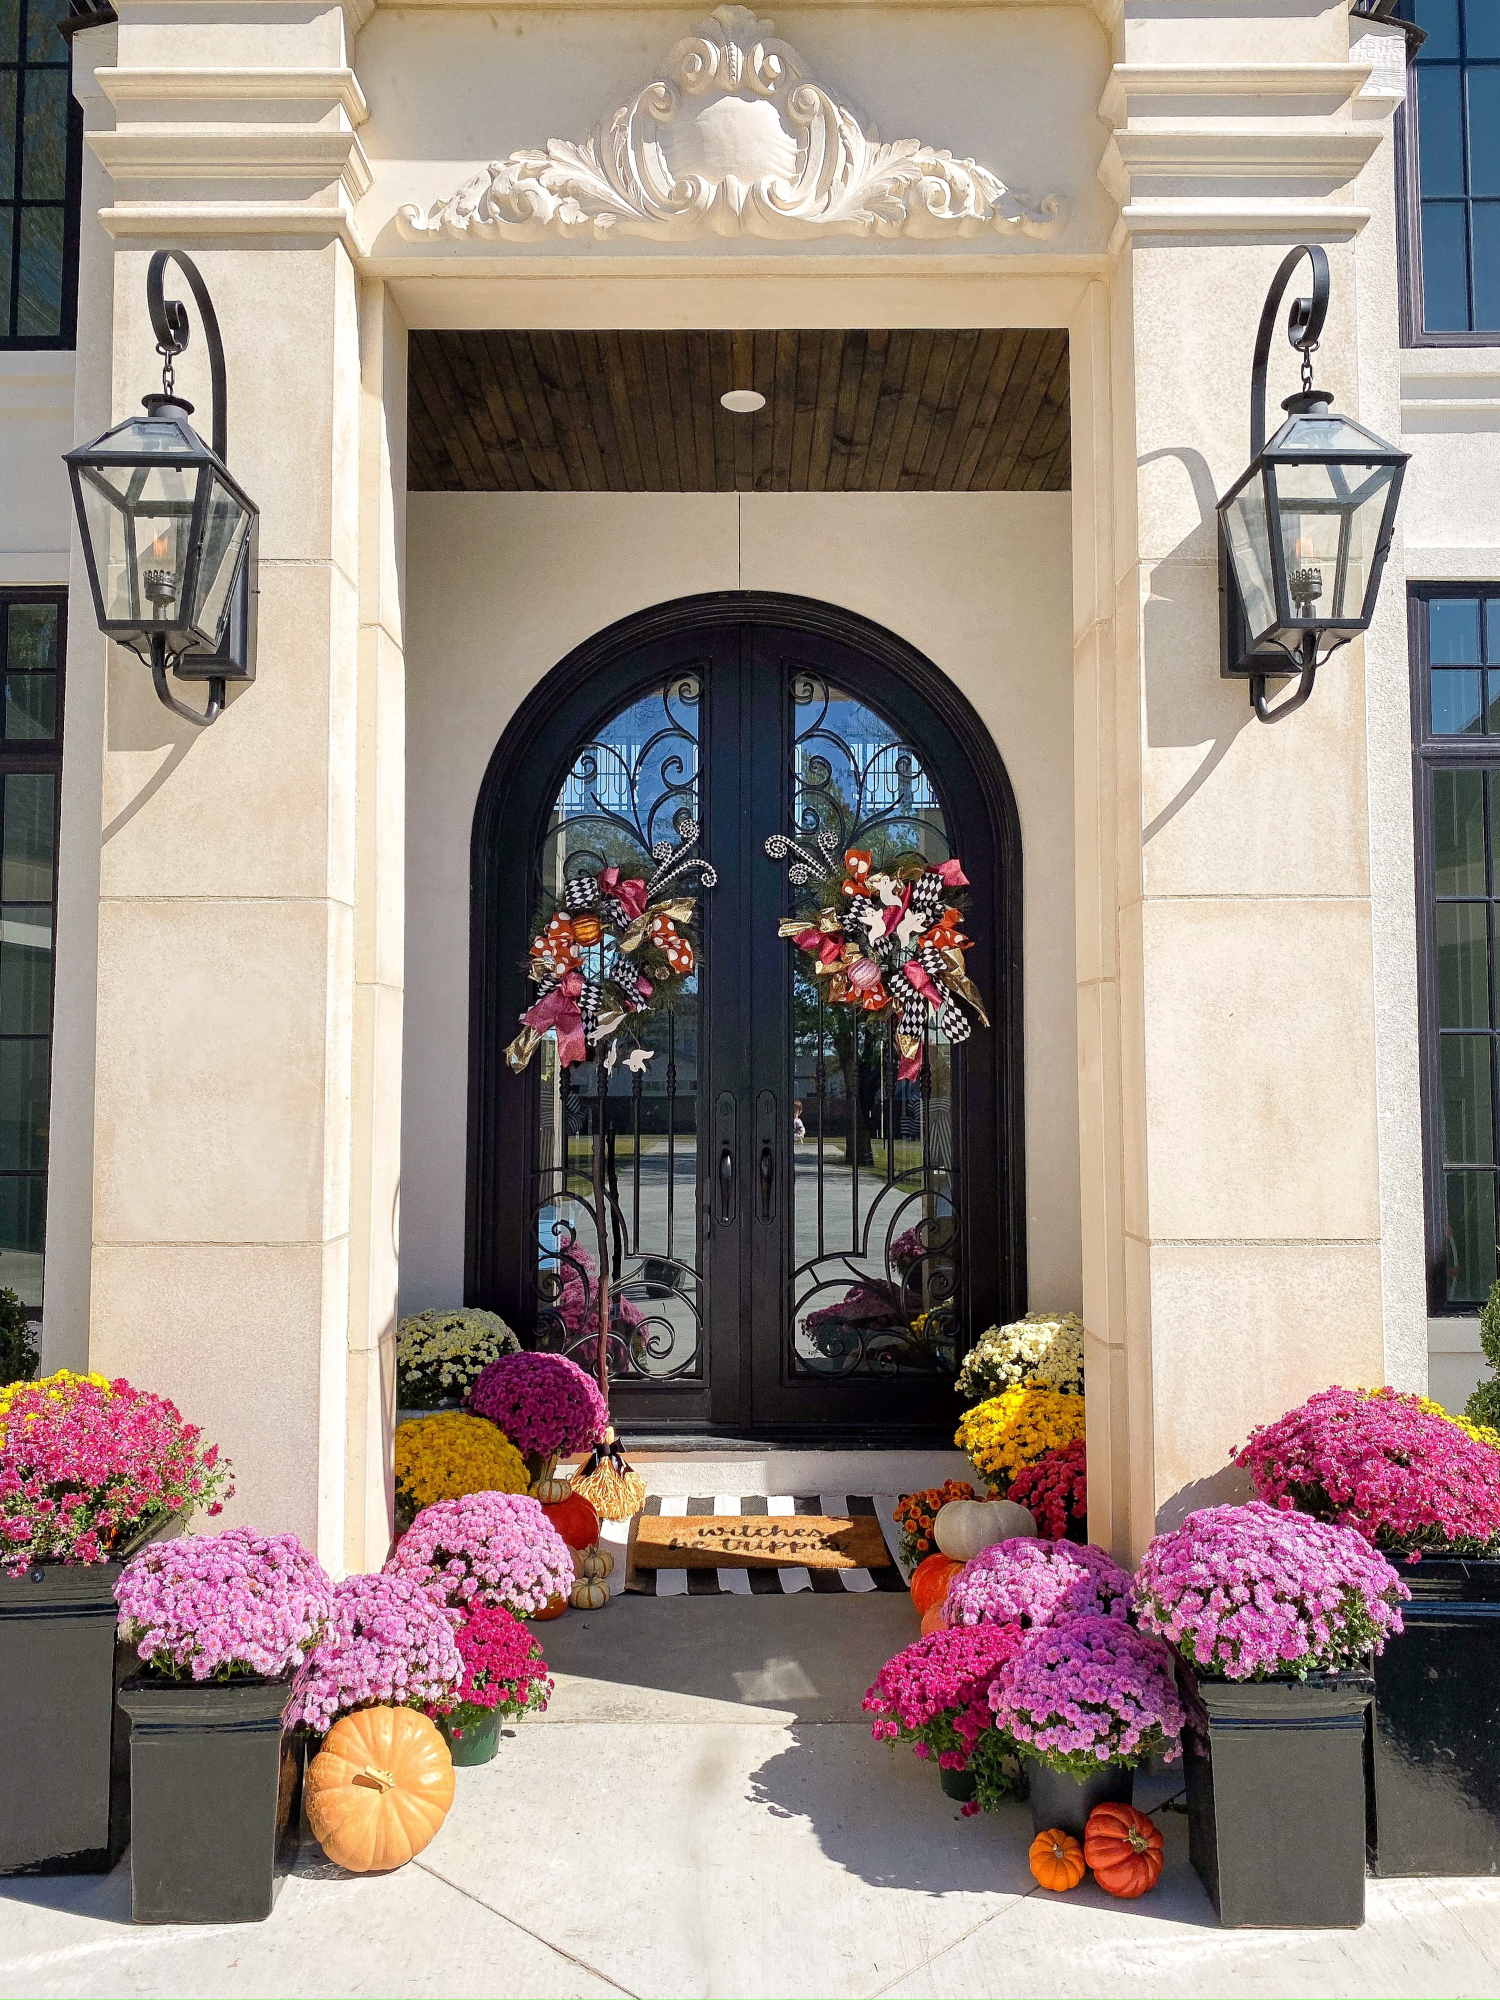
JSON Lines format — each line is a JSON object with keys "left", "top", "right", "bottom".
{"left": 393, "top": 1411, "right": 529, "bottom": 1531}
{"left": 466, "top": 1350, "right": 607, "bottom": 1490}
{"left": 954, "top": 1311, "right": 1085, "bottom": 1408}
{"left": 286, "top": 1570, "right": 463, "bottom": 1740}
{"left": 863, "top": 1622, "right": 1027, "bottom": 1809}
{"left": 1007, "top": 1440, "right": 1087, "bottom": 1543}
{"left": 432, "top": 1605, "right": 553, "bottom": 1766}
{"left": 955, "top": 1385, "right": 1086, "bottom": 1494}
{"left": 115, "top": 1527, "right": 331, "bottom": 1923}
{"left": 396, "top": 1307, "right": 520, "bottom": 1411}
{"left": 1135, "top": 1501, "right": 1407, "bottom": 1929}
{"left": 1236, "top": 1384, "right": 1500, "bottom": 1878}
{"left": 0, "top": 1369, "right": 231, "bottom": 1875}
{"left": 991, "top": 1614, "right": 1184, "bottom": 1837}
{"left": 385, "top": 1490, "right": 574, "bottom": 1620}
{"left": 944, "top": 1537, "right": 1132, "bottom": 1631}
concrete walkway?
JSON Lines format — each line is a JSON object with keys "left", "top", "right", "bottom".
{"left": 4, "top": 1593, "right": 1500, "bottom": 1999}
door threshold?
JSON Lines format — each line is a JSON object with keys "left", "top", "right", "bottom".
{"left": 617, "top": 1427, "right": 955, "bottom": 1452}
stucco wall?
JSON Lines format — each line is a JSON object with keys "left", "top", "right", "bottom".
{"left": 401, "top": 488, "right": 1080, "bottom": 1344}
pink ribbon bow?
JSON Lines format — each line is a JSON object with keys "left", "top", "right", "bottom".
{"left": 600, "top": 866, "right": 649, "bottom": 921}
{"left": 523, "top": 969, "right": 586, "bottom": 1067}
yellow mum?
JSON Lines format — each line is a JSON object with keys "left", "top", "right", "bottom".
{"left": 955, "top": 1386, "right": 1087, "bottom": 1486}
{"left": 1357, "top": 1385, "right": 1500, "bottom": 1455}
{"left": 0, "top": 1368, "right": 114, "bottom": 1442}
{"left": 394, "top": 1411, "right": 529, "bottom": 1510}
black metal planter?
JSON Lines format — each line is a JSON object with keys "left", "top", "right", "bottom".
{"left": 1185, "top": 1672, "right": 1373, "bottom": 1928}
{"left": 0, "top": 1563, "right": 135, "bottom": 1874}
{"left": 118, "top": 1673, "right": 304, "bottom": 1923}
{"left": 1370, "top": 1555, "right": 1500, "bottom": 1877}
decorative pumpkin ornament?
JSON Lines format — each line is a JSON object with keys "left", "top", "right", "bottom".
{"left": 919, "top": 1603, "right": 949, "bottom": 1637}
{"left": 305, "top": 1707, "right": 455, "bottom": 1874}
{"left": 531, "top": 1593, "right": 569, "bottom": 1622}
{"left": 541, "top": 1489, "right": 601, "bottom": 1552}
{"left": 1029, "top": 1827, "right": 1086, "bottom": 1894}
{"left": 571, "top": 912, "right": 603, "bottom": 947}
{"left": 576, "top": 1545, "right": 615, "bottom": 1580}
{"left": 533, "top": 1473, "right": 573, "bottom": 1504}
{"left": 1084, "top": 1802, "right": 1165, "bottom": 1899}
{"left": 910, "top": 1553, "right": 965, "bottom": 1619}
{"left": 933, "top": 1497, "right": 1037, "bottom": 1561}
{"left": 571, "top": 1576, "right": 610, "bottom": 1610}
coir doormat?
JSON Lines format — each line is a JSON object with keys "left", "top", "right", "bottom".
{"left": 619, "top": 1493, "right": 908, "bottom": 1596}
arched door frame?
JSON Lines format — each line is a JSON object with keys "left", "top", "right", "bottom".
{"left": 467, "top": 590, "right": 1027, "bottom": 1417}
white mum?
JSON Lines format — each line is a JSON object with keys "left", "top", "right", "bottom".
{"left": 955, "top": 1310, "right": 1085, "bottom": 1404}
{"left": 396, "top": 1308, "right": 518, "bottom": 1399}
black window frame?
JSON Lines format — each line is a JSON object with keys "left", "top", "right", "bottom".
{"left": 0, "top": 588, "right": 64, "bottom": 1321}
{"left": 0, "top": 0, "right": 83, "bottom": 350}
{"left": 1411, "top": 582, "right": 1500, "bottom": 1315}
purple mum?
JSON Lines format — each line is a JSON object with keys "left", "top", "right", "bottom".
{"left": 992, "top": 1614, "right": 1185, "bottom": 1776}
{"left": 115, "top": 1525, "right": 332, "bottom": 1682}
{"left": 385, "top": 1490, "right": 574, "bottom": 1618}
{"left": 944, "top": 1536, "right": 1133, "bottom": 1630}
{"left": 286, "top": 1570, "right": 463, "bottom": 1735}
{"left": 466, "top": 1351, "right": 607, "bottom": 1459}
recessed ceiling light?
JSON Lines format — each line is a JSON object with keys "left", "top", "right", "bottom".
{"left": 720, "top": 389, "right": 766, "bottom": 414}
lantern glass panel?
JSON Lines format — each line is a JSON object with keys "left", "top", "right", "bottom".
{"left": 191, "top": 471, "right": 251, "bottom": 646}
{"left": 75, "top": 458, "right": 200, "bottom": 634}
{"left": 1268, "top": 458, "right": 1399, "bottom": 628}
{"left": 1223, "top": 475, "right": 1277, "bottom": 644}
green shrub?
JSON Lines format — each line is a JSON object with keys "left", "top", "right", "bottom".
{"left": 0, "top": 1289, "right": 38, "bottom": 1388}
{"left": 1466, "top": 1276, "right": 1500, "bottom": 1432}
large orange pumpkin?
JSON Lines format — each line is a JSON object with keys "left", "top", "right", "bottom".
{"left": 919, "top": 1603, "right": 949, "bottom": 1636}
{"left": 1029, "top": 1827, "right": 1086, "bottom": 1892}
{"left": 541, "top": 1491, "right": 601, "bottom": 1551}
{"left": 1084, "top": 1801, "right": 1164, "bottom": 1899}
{"left": 305, "top": 1707, "right": 455, "bottom": 1874}
{"left": 910, "top": 1554, "right": 964, "bottom": 1618}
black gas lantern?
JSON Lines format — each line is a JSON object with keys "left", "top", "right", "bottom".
{"left": 65, "top": 251, "right": 257, "bottom": 728}
{"left": 1219, "top": 245, "right": 1408, "bottom": 723}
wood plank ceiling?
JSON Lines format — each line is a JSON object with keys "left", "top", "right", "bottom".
{"left": 407, "top": 328, "right": 1070, "bottom": 494}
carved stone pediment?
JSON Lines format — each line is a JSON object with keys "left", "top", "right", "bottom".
{"left": 397, "top": 6, "right": 1065, "bottom": 244}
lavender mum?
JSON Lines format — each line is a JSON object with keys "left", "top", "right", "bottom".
{"left": 286, "top": 1571, "right": 463, "bottom": 1735}
{"left": 1134, "top": 1501, "right": 1408, "bottom": 1681}
{"left": 466, "top": 1351, "right": 607, "bottom": 1460}
{"left": 992, "top": 1614, "right": 1185, "bottom": 1780}
{"left": 116, "top": 1526, "right": 332, "bottom": 1682}
{"left": 385, "top": 1490, "right": 574, "bottom": 1618}
{"left": 944, "top": 1537, "right": 1133, "bottom": 1631}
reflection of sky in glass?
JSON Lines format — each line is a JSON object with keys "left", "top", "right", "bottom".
{"left": 792, "top": 684, "right": 946, "bottom": 863}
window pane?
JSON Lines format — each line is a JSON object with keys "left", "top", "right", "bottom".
{"left": 1438, "top": 901, "right": 1491, "bottom": 1026}
{"left": 1432, "top": 667, "right": 1484, "bottom": 732}
{"left": 0, "top": 1038, "right": 49, "bottom": 1170}
{"left": 7, "top": 599, "right": 57, "bottom": 674}
{"left": 1420, "top": 65, "right": 1467, "bottom": 193}
{"left": 1435, "top": 769, "right": 1487, "bottom": 892}
{"left": 1443, "top": 1169, "right": 1497, "bottom": 1305}
{"left": 20, "top": 68, "right": 67, "bottom": 201}
{"left": 1423, "top": 201, "right": 1472, "bottom": 330}
{"left": 1442, "top": 1034, "right": 1495, "bottom": 1162}
{"left": 1466, "top": 0, "right": 1500, "bottom": 58}
{"left": 1470, "top": 72, "right": 1500, "bottom": 194}
{"left": 23, "top": 0, "right": 67, "bottom": 59}
{"left": 1473, "top": 204, "right": 1500, "bottom": 332}
{"left": 1418, "top": 0, "right": 1461, "bottom": 57}
{"left": 0, "top": 1175, "right": 46, "bottom": 1313}
{"left": 1431, "top": 596, "right": 1482, "bottom": 662}
{"left": 1, "top": 773, "right": 55, "bottom": 901}
{"left": 0, "top": 209, "right": 10, "bottom": 340}
{"left": 15, "top": 205, "right": 62, "bottom": 340}
{"left": 0, "top": 0, "right": 18, "bottom": 62}
{"left": 1, "top": 72, "right": 15, "bottom": 200}
{"left": 0, "top": 905, "right": 51, "bottom": 1035}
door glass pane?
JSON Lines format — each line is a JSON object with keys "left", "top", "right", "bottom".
{"left": 1437, "top": 902, "right": 1491, "bottom": 1026}
{"left": 531, "top": 675, "right": 704, "bottom": 1383}
{"left": 1435, "top": 769, "right": 1487, "bottom": 892}
{"left": 782, "top": 671, "right": 959, "bottom": 1380}
{"left": 1444, "top": 1169, "right": 1498, "bottom": 1305}
{"left": 1441, "top": 1034, "right": 1495, "bottom": 1162}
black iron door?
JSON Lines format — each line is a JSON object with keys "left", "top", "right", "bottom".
{"left": 471, "top": 598, "right": 1022, "bottom": 1437}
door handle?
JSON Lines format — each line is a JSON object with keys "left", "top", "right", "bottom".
{"left": 718, "top": 1142, "right": 735, "bottom": 1224}
{"left": 759, "top": 1141, "right": 774, "bottom": 1220}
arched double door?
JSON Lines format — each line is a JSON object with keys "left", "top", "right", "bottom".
{"left": 469, "top": 595, "right": 1025, "bottom": 1436}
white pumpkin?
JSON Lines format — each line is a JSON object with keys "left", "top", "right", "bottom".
{"left": 933, "top": 1497, "right": 1037, "bottom": 1561}
{"left": 577, "top": 1546, "right": 615, "bottom": 1580}
{"left": 571, "top": 1576, "right": 610, "bottom": 1610}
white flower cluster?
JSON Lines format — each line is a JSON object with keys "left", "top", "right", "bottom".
{"left": 956, "top": 1310, "right": 1085, "bottom": 1405}
{"left": 396, "top": 1307, "right": 519, "bottom": 1401}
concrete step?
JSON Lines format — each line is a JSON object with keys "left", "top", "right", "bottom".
{"left": 561, "top": 1446, "right": 977, "bottom": 1496}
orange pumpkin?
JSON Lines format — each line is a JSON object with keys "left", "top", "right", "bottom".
{"left": 910, "top": 1554, "right": 964, "bottom": 1619}
{"left": 305, "top": 1707, "right": 455, "bottom": 1874}
{"left": 1029, "top": 1827, "right": 1086, "bottom": 1893}
{"left": 1084, "top": 1801, "right": 1164, "bottom": 1899}
{"left": 919, "top": 1603, "right": 949, "bottom": 1636}
{"left": 541, "top": 1491, "right": 601, "bottom": 1551}
{"left": 530, "top": 1592, "right": 568, "bottom": 1621}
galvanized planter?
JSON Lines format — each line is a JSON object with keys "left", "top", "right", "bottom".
{"left": 1185, "top": 1672, "right": 1373, "bottom": 1928}
{"left": 0, "top": 1562, "right": 134, "bottom": 1875}
{"left": 119, "top": 1673, "right": 304, "bottom": 1924}
{"left": 1371, "top": 1555, "right": 1500, "bottom": 1877}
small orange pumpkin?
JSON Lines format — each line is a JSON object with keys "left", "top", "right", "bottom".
{"left": 1084, "top": 1801, "right": 1164, "bottom": 1899}
{"left": 919, "top": 1603, "right": 949, "bottom": 1636}
{"left": 1029, "top": 1827, "right": 1086, "bottom": 1893}
{"left": 305, "top": 1707, "right": 455, "bottom": 1874}
{"left": 910, "top": 1553, "right": 965, "bottom": 1618}
{"left": 541, "top": 1490, "right": 601, "bottom": 1551}
{"left": 530, "top": 1592, "right": 568, "bottom": 1621}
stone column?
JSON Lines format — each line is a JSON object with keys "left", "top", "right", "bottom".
{"left": 74, "top": 0, "right": 399, "bottom": 1568}
{"left": 1083, "top": 0, "right": 1426, "bottom": 1557}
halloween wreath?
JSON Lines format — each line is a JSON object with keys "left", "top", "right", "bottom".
{"left": 506, "top": 810, "right": 717, "bottom": 1074}
{"left": 764, "top": 830, "right": 988, "bottom": 1079}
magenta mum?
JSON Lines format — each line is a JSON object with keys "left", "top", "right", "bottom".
{"left": 465, "top": 1350, "right": 608, "bottom": 1459}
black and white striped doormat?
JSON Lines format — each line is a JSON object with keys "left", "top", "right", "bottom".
{"left": 613, "top": 1493, "right": 911, "bottom": 1596}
